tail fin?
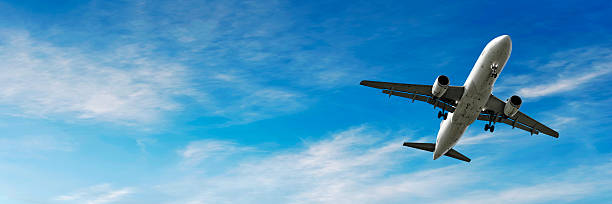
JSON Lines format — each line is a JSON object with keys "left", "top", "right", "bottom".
{"left": 403, "top": 142, "right": 471, "bottom": 162}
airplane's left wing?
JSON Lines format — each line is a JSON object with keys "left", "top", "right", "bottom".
{"left": 479, "top": 95, "right": 559, "bottom": 138}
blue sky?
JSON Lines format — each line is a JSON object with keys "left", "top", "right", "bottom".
{"left": 0, "top": 0, "right": 610, "bottom": 203}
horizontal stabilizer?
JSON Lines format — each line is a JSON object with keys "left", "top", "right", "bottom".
{"left": 403, "top": 142, "right": 436, "bottom": 152}
{"left": 403, "top": 142, "right": 471, "bottom": 162}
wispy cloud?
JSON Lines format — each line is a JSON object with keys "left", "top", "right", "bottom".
{"left": 0, "top": 135, "right": 76, "bottom": 157}
{"left": 54, "top": 183, "right": 133, "bottom": 204}
{"left": 179, "top": 139, "right": 254, "bottom": 167}
{"left": 517, "top": 68, "right": 611, "bottom": 98}
{"left": 447, "top": 160, "right": 612, "bottom": 204}
{"left": 0, "top": 0, "right": 373, "bottom": 126}
{"left": 157, "top": 126, "right": 480, "bottom": 204}
{"left": 458, "top": 133, "right": 496, "bottom": 145}
{"left": 155, "top": 125, "right": 612, "bottom": 204}
{"left": 0, "top": 28, "right": 307, "bottom": 125}
{"left": 496, "top": 47, "right": 612, "bottom": 99}
{"left": 0, "top": 30, "right": 199, "bottom": 125}
{"left": 456, "top": 128, "right": 522, "bottom": 147}
{"left": 550, "top": 115, "right": 578, "bottom": 127}
{"left": 132, "top": 0, "right": 368, "bottom": 88}
{"left": 202, "top": 72, "right": 307, "bottom": 125}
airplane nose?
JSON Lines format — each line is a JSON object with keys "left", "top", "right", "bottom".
{"left": 494, "top": 35, "right": 512, "bottom": 52}
{"left": 495, "top": 35, "right": 511, "bottom": 44}
{"left": 500, "top": 35, "right": 511, "bottom": 44}
{"left": 501, "top": 35, "right": 511, "bottom": 45}
{"left": 500, "top": 35, "right": 510, "bottom": 41}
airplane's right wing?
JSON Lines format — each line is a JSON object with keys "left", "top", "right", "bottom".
{"left": 479, "top": 95, "right": 559, "bottom": 138}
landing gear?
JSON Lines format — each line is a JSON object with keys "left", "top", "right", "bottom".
{"left": 484, "top": 113, "right": 497, "bottom": 132}
{"left": 490, "top": 63, "right": 499, "bottom": 78}
{"left": 484, "top": 124, "right": 495, "bottom": 132}
{"left": 437, "top": 111, "right": 448, "bottom": 120}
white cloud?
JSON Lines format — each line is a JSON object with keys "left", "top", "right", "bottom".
{"left": 55, "top": 183, "right": 133, "bottom": 204}
{"left": 452, "top": 182, "right": 595, "bottom": 204}
{"left": 517, "top": 68, "right": 611, "bottom": 98}
{"left": 122, "top": 0, "right": 368, "bottom": 89}
{"left": 0, "top": 29, "right": 307, "bottom": 125}
{"left": 550, "top": 116, "right": 578, "bottom": 127}
{"left": 200, "top": 71, "right": 306, "bottom": 125}
{"left": 136, "top": 138, "right": 157, "bottom": 154}
{"left": 447, "top": 160, "right": 612, "bottom": 204}
{"left": 458, "top": 133, "right": 495, "bottom": 145}
{"left": 456, "top": 129, "right": 519, "bottom": 146}
{"left": 0, "top": 30, "right": 199, "bottom": 124}
{"left": 497, "top": 47, "right": 612, "bottom": 99}
{"left": 0, "top": 0, "right": 376, "bottom": 125}
{"left": 158, "top": 126, "right": 479, "bottom": 204}
{"left": 179, "top": 139, "right": 253, "bottom": 167}
{"left": 156, "top": 126, "right": 612, "bottom": 204}
{"left": 0, "top": 135, "right": 76, "bottom": 156}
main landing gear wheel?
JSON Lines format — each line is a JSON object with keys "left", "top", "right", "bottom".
{"left": 485, "top": 113, "right": 497, "bottom": 132}
{"left": 437, "top": 111, "right": 448, "bottom": 120}
{"left": 485, "top": 124, "right": 495, "bottom": 132}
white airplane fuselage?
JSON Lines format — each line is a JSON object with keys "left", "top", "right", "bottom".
{"left": 433, "top": 35, "right": 512, "bottom": 160}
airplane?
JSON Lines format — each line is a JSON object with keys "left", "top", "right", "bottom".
{"left": 360, "top": 35, "right": 558, "bottom": 162}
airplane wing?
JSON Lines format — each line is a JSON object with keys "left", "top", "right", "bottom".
{"left": 479, "top": 95, "right": 559, "bottom": 138}
{"left": 360, "top": 80, "right": 464, "bottom": 113}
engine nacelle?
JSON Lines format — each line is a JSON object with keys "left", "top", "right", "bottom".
{"left": 432, "top": 75, "right": 450, "bottom": 98}
{"left": 504, "top": 95, "right": 522, "bottom": 117}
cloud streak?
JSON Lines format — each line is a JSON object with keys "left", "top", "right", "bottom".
{"left": 517, "top": 68, "right": 611, "bottom": 98}
{"left": 0, "top": 0, "right": 374, "bottom": 126}
{"left": 0, "top": 28, "right": 307, "bottom": 126}
{"left": 496, "top": 47, "right": 612, "bottom": 99}
{"left": 0, "top": 135, "right": 76, "bottom": 156}
{"left": 54, "top": 183, "right": 133, "bottom": 204}
{"left": 0, "top": 30, "right": 199, "bottom": 125}
{"left": 447, "top": 160, "right": 612, "bottom": 204}
{"left": 155, "top": 125, "right": 612, "bottom": 204}
{"left": 158, "top": 126, "right": 474, "bottom": 203}
{"left": 179, "top": 139, "right": 254, "bottom": 167}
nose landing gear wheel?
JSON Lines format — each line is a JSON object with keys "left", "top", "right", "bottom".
{"left": 484, "top": 124, "right": 489, "bottom": 131}
{"left": 443, "top": 112, "right": 448, "bottom": 120}
{"left": 490, "top": 125, "right": 495, "bottom": 132}
{"left": 437, "top": 111, "right": 442, "bottom": 119}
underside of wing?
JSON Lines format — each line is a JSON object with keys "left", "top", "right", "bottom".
{"left": 383, "top": 90, "right": 456, "bottom": 113}
{"left": 360, "top": 80, "right": 465, "bottom": 102}
{"left": 360, "top": 80, "right": 433, "bottom": 96}
{"left": 481, "top": 95, "right": 559, "bottom": 138}
{"left": 360, "top": 80, "right": 464, "bottom": 114}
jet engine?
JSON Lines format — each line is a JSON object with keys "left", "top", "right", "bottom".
{"left": 503, "top": 95, "right": 522, "bottom": 117}
{"left": 432, "top": 75, "right": 450, "bottom": 98}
